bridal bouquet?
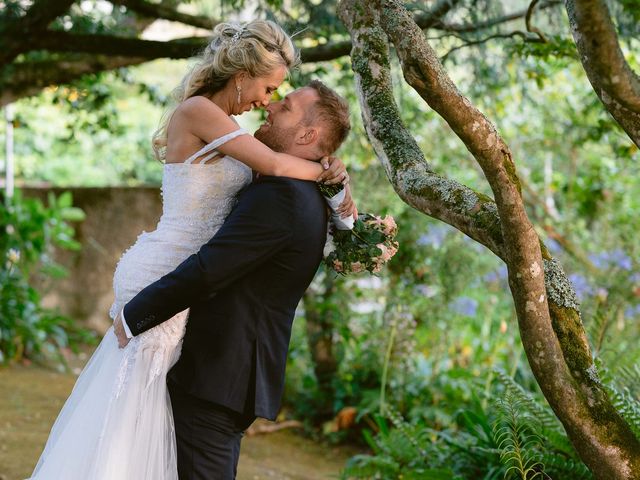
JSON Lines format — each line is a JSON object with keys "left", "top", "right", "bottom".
{"left": 323, "top": 213, "right": 399, "bottom": 275}
{"left": 319, "top": 183, "right": 398, "bottom": 275}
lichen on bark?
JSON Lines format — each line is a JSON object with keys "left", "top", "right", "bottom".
{"left": 544, "top": 258, "right": 580, "bottom": 311}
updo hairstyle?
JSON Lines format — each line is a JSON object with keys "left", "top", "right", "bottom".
{"left": 153, "top": 20, "right": 299, "bottom": 160}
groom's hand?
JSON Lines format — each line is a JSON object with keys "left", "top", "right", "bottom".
{"left": 337, "top": 183, "right": 358, "bottom": 219}
{"left": 114, "top": 312, "right": 131, "bottom": 348}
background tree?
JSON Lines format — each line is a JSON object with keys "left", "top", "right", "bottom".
{"left": 338, "top": 0, "right": 639, "bottom": 478}
{"left": 565, "top": 0, "right": 640, "bottom": 147}
{"left": 0, "top": 0, "right": 566, "bottom": 106}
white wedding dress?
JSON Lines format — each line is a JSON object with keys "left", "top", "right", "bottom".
{"left": 30, "top": 129, "right": 252, "bottom": 480}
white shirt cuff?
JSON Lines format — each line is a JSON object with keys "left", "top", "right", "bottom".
{"left": 120, "top": 308, "right": 133, "bottom": 339}
{"left": 324, "top": 189, "right": 355, "bottom": 230}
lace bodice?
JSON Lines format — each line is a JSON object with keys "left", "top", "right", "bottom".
{"left": 109, "top": 129, "right": 252, "bottom": 342}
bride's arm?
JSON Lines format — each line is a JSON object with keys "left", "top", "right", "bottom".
{"left": 178, "top": 97, "right": 346, "bottom": 183}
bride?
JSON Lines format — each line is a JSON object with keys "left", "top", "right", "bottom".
{"left": 30, "top": 20, "right": 353, "bottom": 479}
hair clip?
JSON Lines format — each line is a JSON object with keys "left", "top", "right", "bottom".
{"left": 231, "top": 29, "right": 243, "bottom": 44}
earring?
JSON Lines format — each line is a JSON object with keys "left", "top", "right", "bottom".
{"left": 236, "top": 85, "right": 242, "bottom": 105}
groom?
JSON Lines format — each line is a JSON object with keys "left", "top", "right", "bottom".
{"left": 114, "top": 80, "right": 351, "bottom": 479}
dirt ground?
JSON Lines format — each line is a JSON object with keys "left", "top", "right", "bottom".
{"left": 0, "top": 364, "right": 355, "bottom": 480}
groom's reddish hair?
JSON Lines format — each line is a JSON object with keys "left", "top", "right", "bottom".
{"left": 305, "top": 80, "right": 350, "bottom": 155}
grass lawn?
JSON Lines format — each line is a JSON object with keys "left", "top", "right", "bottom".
{"left": 0, "top": 363, "right": 355, "bottom": 480}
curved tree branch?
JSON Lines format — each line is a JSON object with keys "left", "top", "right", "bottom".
{"left": 0, "top": 0, "right": 567, "bottom": 106}
{"left": 338, "top": 0, "right": 640, "bottom": 477}
{"left": 110, "top": 0, "right": 218, "bottom": 30}
{"left": 441, "top": 31, "right": 530, "bottom": 61}
{"left": 24, "top": 30, "right": 206, "bottom": 59}
{"left": 0, "top": 0, "right": 76, "bottom": 66}
{"left": 0, "top": 56, "right": 149, "bottom": 107}
{"left": 437, "top": 0, "right": 562, "bottom": 33}
{"left": 566, "top": 0, "right": 640, "bottom": 147}
{"left": 525, "top": 0, "right": 549, "bottom": 42}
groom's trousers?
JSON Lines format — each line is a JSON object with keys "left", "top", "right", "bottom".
{"left": 168, "top": 380, "right": 256, "bottom": 480}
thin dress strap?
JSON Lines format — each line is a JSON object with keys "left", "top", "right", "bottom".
{"left": 184, "top": 128, "right": 249, "bottom": 164}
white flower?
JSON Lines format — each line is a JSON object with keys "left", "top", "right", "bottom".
{"left": 323, "top": 237, "right": 336, "bottom": 257}
{"left": 6, "top": 248, "right": 20, "bottom": 264}
{"left": 6, "top": 224, "right": 15, "bottom": 235}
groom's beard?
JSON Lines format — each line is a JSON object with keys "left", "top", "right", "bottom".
{"left": 254, "top": 124, "right": 299, "bottom": 153}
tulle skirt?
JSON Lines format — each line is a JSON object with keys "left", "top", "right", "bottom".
{"left": 29, "top": 311, "right": 188, "bottom": 480}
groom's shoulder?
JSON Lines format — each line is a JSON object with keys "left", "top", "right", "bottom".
{"left": 240, "top": 176, "right": 298, "bottom": 207}
{"left": 248, "top": 175, "right": 296, "bottom": 194}
{"left": 243, "top": 177, "right": 323, "bottom": 215}
{"left": 251, "top": 176, "right": 319, "bottom": 197}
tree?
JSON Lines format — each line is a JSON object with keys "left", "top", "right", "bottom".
{"left": 0, "top": 0, "right": 563, "bottom": 106}
{"left": 337, "top": 0, "right": 639, "bottom": 478}
{"left": 565, "top": 0, "right": 640, "bottom": 148}
{"left": 302, "top": 273, "right": 342, "bottom": 418}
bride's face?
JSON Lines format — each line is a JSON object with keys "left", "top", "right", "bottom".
{"left": 234, "top": 65, "right": 287, "bottom": 115}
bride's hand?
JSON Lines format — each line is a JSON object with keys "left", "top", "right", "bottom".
{"left": 114, "top": 312, "right": 131, "bottom": 348}
{"left": 337, "top": 183, "right": 358, "bottom": 219}
{"left": 317, "top": 156, "right": 349, "bottom": 185}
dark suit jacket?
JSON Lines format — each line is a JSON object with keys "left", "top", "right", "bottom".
{"left": 123, "top": 176, "right": 327, "bottom": 420}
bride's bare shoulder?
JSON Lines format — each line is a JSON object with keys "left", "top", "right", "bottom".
{"left": 175, "top": 96, "right": 226, "bottom": 121}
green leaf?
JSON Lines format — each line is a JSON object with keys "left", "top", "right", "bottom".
{"left": 60, "top": 207, "right": 86, "bottom": 222}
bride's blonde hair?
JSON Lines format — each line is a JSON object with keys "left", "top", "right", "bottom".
{"left": 152, "top": 19, "right": 299, "bottom": 160}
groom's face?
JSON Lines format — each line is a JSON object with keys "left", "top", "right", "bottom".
{"left": 254, "top": 87, "right": 320, "bottom": 153}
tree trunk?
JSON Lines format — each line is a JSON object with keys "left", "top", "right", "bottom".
{"left": 338, "top": 1, "right": 640, "bottom": 477}
{"left": 302, "top": 273, "right": 340, "bottom": 417}
{"left": 565, "top": 0, "right": 640, "bottom": 147}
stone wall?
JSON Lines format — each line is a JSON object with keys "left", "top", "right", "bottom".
{"left": 23, "top": 187, "right": 163, "bottom": 333}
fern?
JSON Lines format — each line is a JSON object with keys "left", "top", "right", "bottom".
{"left": 605, "top": 385, "right": 640, "bottom": 439}
{"left": 595, "top": 359, "right": 640, "bottom": 440}
{"left": 341, "top": 454, "right": 401, "bottom": 479}
{"left": 586, "top": 303, "right": 616, "bottom": 355}
{"left": 615, "top": 363, "right": 640, "bottom": 399}
{"left": 382, "top": 404, "right": 430, "bottom": 457}
{"left": 341, "top": 406, "right": 463, "bottom": 479}
{"left": 492, "top": 391, "right": 546, "bottom": 479}
{"left": 493, "top": 370, "right": 579, "bottom": 458}
{"left": 493, "top": 370, "right": 559, "bottom": 432}
{"left": 492, "top": 371, "right": 596, "bottom": 479}
{"left": 343, "top": 371, "right": 596, "bottom": 479}
{"left": 537, "top": 452, "right": 593, "bottom": 480}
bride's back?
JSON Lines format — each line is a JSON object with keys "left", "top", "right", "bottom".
{"left": 109, "top": 139, "right": 252, "bottom": 326}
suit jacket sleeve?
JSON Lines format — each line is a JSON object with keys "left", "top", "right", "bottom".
{"left": 123, "top": 178, "right": 295, "bottom": 336}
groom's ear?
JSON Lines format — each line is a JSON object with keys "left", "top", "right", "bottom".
{"left": 297, "top": 128, "right": 318, "bottom": 146}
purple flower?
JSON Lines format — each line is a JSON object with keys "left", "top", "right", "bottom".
{"left": 588, "top": 249, "right": 633, "bottom": 271}
{"left": 415, "top": 284, "right": 438, "bottom": 298}
{"left": 611, "top": 250, "right": 633, "bottom": 271}
{"left": 588, "top": 252, "right": 607, "bottom": 269}
{"left": 545, "top": 238, "right": 562, "bottom": 254}
{"left": 568, "top": 273, "right": 592, "bottom": 301}
{"left": 624, "top": 304, "right": 640, "bottom": 319}
{"left": 450, "top": 296, "right": 479, "bottom": 317}
{"left": 483, "top": 264, "right": 508, "bottom": 284}
{"left": 417, "top": 225, "right": 450, "bottom": 249}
